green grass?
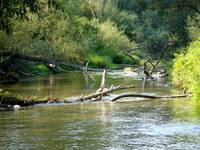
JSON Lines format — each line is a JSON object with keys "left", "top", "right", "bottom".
{"left": 26, "top": 63, "right": 51, "bottom": 75}
{"left": 88, "top": 54, "right": 112, "bottom": 68}
{"left": 88, "top": 52, "right": 142, "bottom": 69}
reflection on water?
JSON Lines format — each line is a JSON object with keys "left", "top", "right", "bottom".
{"left": 0, "top": 72, "right": 179, "bottom": 98}
{"left": 0, "top": 100, "right": 200, "bottom": 149}
{"left": 1, "top": 72, "right": 200, "bottom": 149}
{"left": 0, "top": 72, "right": 89, "bottom": 98}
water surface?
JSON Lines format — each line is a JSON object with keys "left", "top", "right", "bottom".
{"left": 0, "top": 72, "right": 200, "bottom": 150}
{"left": 0, "top": 72, "right": 177, "bottom": 98}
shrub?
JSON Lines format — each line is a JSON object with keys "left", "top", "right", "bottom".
{"left": 97, "top": 21, "right": 137, "bottom": 51}
{"left": 172, "top": 39, "right": 200, "bottom": 100}
{"left": 88, "top": 20, "right": 138, "bottom": 65}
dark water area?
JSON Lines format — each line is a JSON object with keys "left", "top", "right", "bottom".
{"left": 0, "top": 72, "right": 200, "bottom": 150}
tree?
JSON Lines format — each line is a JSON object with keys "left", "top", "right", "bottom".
{"left": 0, "top": 0, "right": 38, "bottom": 32}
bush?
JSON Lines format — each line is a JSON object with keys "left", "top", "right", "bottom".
{"left": 97, "top": 21, "right": 137, "bottom": 51}
{"left": 88, "top": 20, "right": 138, "bottom": 65}
{"left": 172, "top": 39, "right": 200, "bottom": 100}
{"left": 0, "top": 14, "right": 89, "bottom": 65}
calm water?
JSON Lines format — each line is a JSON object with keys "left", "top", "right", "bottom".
{"left": 1, "top": 72, "right": 200, "bottom": 150}
{"left": 0, "top": 72, "right": 177, "bottom": 98}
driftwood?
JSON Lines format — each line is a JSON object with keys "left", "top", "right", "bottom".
{"left": 74, "top": 69, "right": 136, "bottom": 102}
{"left": 111, "top": 93, "right": 189, "bottom": 102}
{"left": 83, "top": 61, "right": 96, "bottom": 81}
{"left": 149, "top": 43, "right": 173, "bottom": 74}
{"left": 141, "top": 43, "right": 174, "bottom": 79}
{"left": 78, "top": 84, "right": 136, "bottom": 101}
{"left": 72, "top": 69, "right": 189, "bottom": 103}
{"left": 100, "top": 69, "right": 106, "bottom": 89}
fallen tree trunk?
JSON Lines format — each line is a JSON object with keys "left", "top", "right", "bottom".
{"left": 111, "top": 93, "right": 190, "bottom": 102}
{"left": 18, "top": 70, "right": 37, "bottom": 77}
{"left": 66, "top": 64, "right": 114, "bottom": 72}
{"left": 1, "top": 52, "right": 70, "bottom": 74}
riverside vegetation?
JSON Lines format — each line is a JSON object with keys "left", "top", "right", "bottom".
{"left": 0, "top": 0, "right": 200, "bottom": 104}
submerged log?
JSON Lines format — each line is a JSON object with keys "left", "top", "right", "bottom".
{"left": 111, "top": 93, "right": 190, "bottom": 102}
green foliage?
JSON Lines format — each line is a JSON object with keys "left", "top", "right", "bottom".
{"left": 0, "top": 31, "right": 13, "bottom": 53}
{"left": 88, "top": 54, "right": 112, "bottom": 68}
{"left": 173, "top": 39, "right": 200, "bottom": 100}
{"left": 112, "top": 53, "right": 141, "bottom": 65}
{"left": 27, "top": 64, "right": 50, "bottom": 75}
{"left": 0, "top": 90, "right": 23, "bottom": 102}
{"left": 1, "top": 0, "right": 200, "bottom": 71}
{"left": 97, "top": 21, "right": 136, "bottom": 51}
{"left": 87, "top": 20, "right": 138, "bottom": 67}
{"left": 187, "top": 13, "right": 200, "bottom": 41}
{"left": 0, "top": 0, "right": 38, "bottom": 32}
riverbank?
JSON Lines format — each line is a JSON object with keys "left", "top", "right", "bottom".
{"left": 0, "top": 53, "right": 173, "bottom": 83}
{"left": 0, "top": 55, "right": 136, "bottom": 82}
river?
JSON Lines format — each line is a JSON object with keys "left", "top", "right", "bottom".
{"left": 0, "top": 72, "right": 200, "bottom": 150}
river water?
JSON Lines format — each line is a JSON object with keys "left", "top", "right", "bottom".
{"left": 0, "top": 72, "right": 200, "bottom": 150}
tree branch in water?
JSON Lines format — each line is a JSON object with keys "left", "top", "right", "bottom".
{"left": 111, "top": 93, "right": 190, "bottom": 102}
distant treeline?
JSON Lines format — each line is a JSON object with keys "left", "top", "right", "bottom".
{"left": 0, "top": 0, "right": 200, "bottom": 67}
